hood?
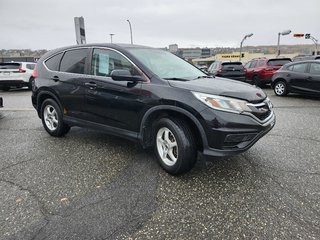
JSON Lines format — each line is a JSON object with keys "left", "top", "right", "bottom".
{"left": 168, "top": 77, "right": 267, "bottom": 102}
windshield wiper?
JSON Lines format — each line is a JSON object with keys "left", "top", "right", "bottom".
{"left": 195, "top": 75, "right": 213, "bottom": 79}
{"left": 164, "top": 77, "right": 189, "bottom": 82}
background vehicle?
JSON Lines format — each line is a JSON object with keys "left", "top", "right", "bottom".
{"left": 0, "top": 62, "right": 36, "bottom": 91}
{"left": 272, "top": 60, "right": 320, "bottom": 96}
{"left": 32, "top": 44, "right": 275, "bottom": 175}
{"left": 292, "top": 55, "right": 320, "bottom": 62}
{"left": 244, "top": 58, "right": 291, "bottom": 87}
{"left": 207, "top": 61, "right": 246, "bottom": 81}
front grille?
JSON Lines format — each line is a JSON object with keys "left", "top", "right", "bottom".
{"left": 247, "top": 100, "right": 272, "bottom": 122}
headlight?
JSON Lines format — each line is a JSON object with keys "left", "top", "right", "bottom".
{"left": 192, "top": 92, "right": 252, "bottom": 114}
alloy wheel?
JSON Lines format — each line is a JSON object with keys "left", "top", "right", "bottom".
{"left": 43, "top": 105, "right": 59, "bottom": 131}
{"left": 156, "top": 127, "right": 178, "bottom": 166}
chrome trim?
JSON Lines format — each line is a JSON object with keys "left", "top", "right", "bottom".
{"left": 42, "top": 46, "right": 150, "bottom": 82}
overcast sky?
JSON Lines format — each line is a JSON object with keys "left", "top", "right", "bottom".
{"left": 0, "top": 0, "right": 319, "bottom": 50}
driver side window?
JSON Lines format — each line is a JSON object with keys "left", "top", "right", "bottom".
{"left": 91, "top": 48, "right": 139, "bottom": 77}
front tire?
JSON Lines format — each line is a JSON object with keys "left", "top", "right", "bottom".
{"left": 274, "top": 81, "right": 288, "bottom": 96}
{"left": 40, "top": 99, "right": 70, "bottom": 137}
{"left": 153, "top": 118, "right": 197, "bottom": 175}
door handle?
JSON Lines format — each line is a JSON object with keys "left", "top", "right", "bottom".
{"left": 286, "top": 74, "right": 291, "bottom": 77}
{"left": 307, "top": 76, "right": 312, "bottom": 80}
{"left": 52, "top": 76, "right": 59, "bottom": 82}
{"left": 85, "top": 82, "right": 97, "bottom": 89}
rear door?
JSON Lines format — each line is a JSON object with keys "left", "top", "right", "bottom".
{"left": 308, "top": 62, "right": 320, "bottom": 93}
{"left": 287, "top": 63, "right": 309, "bottom": 92}
{"left": 245, "top": 60, "right": 257, "bottom": 80}
{"left": 46, "top": 48, "right": 90, "bottom": 119}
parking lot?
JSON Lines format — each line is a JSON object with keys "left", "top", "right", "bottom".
{"left": 0, "top": 88, "right": 319, "bottom": 239}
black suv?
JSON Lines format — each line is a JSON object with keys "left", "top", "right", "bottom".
{"left": 32, "top": 44, "right": 275, "bottom": 175}
{"left": 207, "top": 61, "right": 246, "bottom": 81}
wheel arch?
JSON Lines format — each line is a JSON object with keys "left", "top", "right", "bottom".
{"left": 139, "top": 106, "right": 208, "bottom": 152}
{"left": 36, "top": 90, "right": 63, "bottom": 118}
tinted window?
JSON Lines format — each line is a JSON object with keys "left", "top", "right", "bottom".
{"left": 249, "top": 60, "right": 257, "bottom": 68}
{"left": 258, "top": 60, "right": 265, "bottom": 67}
{"left": 0, "top": 63, "right": 20, "bottom": 69}
{"left": 221, "top": 62, "right": 243, "bottom": 70}
{"left": 45, "top": 53, "right": 63, "bottom": 71}
{"left": 60, "top": 49, "right": 88, "bottom": 74}
{"left": 310, "top": 63, "right": 320, "bottom": 75}
{"left": 91, "top": 48, "right": 138, "bottom": 77}
{"left": 290, "top": 63, "right": 308, "bottom": 73}
{"left": 267, "top": 59, "right": 291, "bottom": 66}
{"left": 244, "top": 62, "right": 251, "bottom": 68}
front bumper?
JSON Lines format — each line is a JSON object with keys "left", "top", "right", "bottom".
{"left": 200, "top": 108, "right": 275, "bottom": 157}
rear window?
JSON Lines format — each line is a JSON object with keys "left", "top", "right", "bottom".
{"left": 221, "top": 62, "right": 243, "bottom": 69}
{"left": 0, "top": 63, "right": 20, "bottom": 69}
{"left": 267, "top": 59, "right": 291, "bottom": 66}
{"left": 60, "top": 49, "right": 88, "bottom": 74}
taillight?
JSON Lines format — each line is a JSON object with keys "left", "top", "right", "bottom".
{"left": 32, "top": 67, "right": 38, "bottom": 78}
{"left": 19, "top": 65, "right": 26, "bottom": 73}
{"left": 265, "top": 68, "right": 274, "bottom": 71}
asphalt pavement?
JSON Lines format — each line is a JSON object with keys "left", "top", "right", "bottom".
{"left": 0, "top": 88, "right": 319, "bottom": 239}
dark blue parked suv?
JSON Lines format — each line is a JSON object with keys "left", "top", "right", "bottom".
{"left": 32, "top": 44, "right": 275, "bottom": 175}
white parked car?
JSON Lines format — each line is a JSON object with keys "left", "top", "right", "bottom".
{"left": 0, "top": 62, "right": 36, "bottom": 91}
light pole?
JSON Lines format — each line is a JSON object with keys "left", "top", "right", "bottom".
{"left": 127, "top": 19, "right": 133, "bottom": 44}
{"left": 239, "top": 33, "right": 253, "bottom": 61}
{"left": 109, "top": 33, "right": 114, "bottom": 43}
{"left": 309, "top": 35, "right": 318, "bottom": 55}
{"left": 277, "top": 29, "right": 291, "bottom": 57}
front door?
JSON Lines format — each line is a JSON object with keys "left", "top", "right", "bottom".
{"left": 83, "top": 48, "right": 147, "bottom": 133}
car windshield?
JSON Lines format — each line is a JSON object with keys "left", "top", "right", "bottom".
{"left": 128, "top": 48, "right": 206, "bottom": 80}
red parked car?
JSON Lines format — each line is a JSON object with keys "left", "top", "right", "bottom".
{"left": 244, "top": 58, "right": 291, "bottom": 87}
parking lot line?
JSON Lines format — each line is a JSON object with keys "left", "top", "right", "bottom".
{"left": 0, "top": 108, "right": 34, "bottom": 111}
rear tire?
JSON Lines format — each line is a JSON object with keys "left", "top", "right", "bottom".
{"left": 28, "top": 77, "right": 34, "bottom": 90}
{"left": 153, "top": 118, "right": 197, "bottom": 175}
{"left": 40, "top": 99, "right": 70, "bottom": 137}
{"left": 274, "top": 81, "right": 288, "bottom": 96}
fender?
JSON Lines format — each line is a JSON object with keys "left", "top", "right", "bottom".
{"left": 36, "top": 89, "right": 63, "bottom": 117}
{"left": 138, "top": 105, "right": 209, "bottom": 149}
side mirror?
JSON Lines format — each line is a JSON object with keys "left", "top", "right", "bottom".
{"left": 110, "top": 69, "right": 144, "bottom": 82}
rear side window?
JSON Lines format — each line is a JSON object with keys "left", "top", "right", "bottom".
{"left": 45, "top": 53, "right": 63, "bottom": 71}
{"left": 310, "top": 63, "right": 320, "bottom": 75}
{"left": 288, "top": 63, "right": 308, "bottom": 73}
{"left": 26, "top": 64, "right": 35, "bottom": 70}
{"left": 60, "top": 49, "right": 88, "bottom": 74}
{"left": 258, "top": 60, "right": 265, "bottom": 67}
{"left": 249, "top": 60, "right": 258, "bottom": 68}
{"left": 0, "top": 63, "right": 20, "bottom": 69}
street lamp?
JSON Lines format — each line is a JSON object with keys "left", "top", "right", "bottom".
{"left": 109, "top": 33, "right": 114, "bottom": 43}
{"left": 277, "top": 29, "right": 291, "bottom": 57}
{"left": 126, "top": 19, "right": 133, "bottom": 44}
{"left": 239, "top": 33, "right": 253, "bottom": 61}
{"left": 309, "top": 35, "right": 318, "bottom": 55}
